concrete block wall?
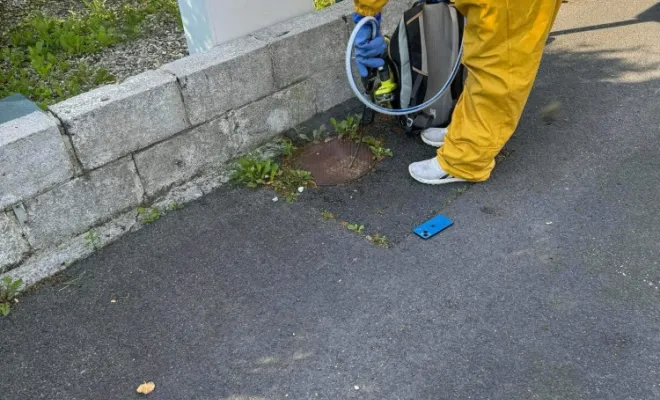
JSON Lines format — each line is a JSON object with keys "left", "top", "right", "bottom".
{"left": 51, "top": 70, "right": 190, "bottom": 170}
{"left": 0, "top": 1, "right": 409, "bottom": 288}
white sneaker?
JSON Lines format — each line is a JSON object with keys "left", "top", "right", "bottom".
{"left": 408, "top": 157, "right": 466, "bottom": 185}
{"left": 421, "top": 127, "right": 448, "bottom": 147}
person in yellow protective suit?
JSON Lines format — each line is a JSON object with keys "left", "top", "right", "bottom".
{"left": 352, "top": 0, "right": 562, "bottom": 184}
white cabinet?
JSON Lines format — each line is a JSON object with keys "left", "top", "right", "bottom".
{"left": 177, "top": 0, "right": 314, "bottom": 54}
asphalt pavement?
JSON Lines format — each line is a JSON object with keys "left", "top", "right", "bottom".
{"left": 1, "top": 1, "right": 659, "bottom": 399}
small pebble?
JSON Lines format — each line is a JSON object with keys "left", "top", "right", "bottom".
{"left": 272, "top": 197, "right": 278, "bottom": 202}
{"left": 354, "top": 385, "right": 360, "bottom": 390}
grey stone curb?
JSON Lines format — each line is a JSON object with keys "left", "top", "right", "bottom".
{"left": 0, "top": 2, "right": 406, "bottom": 289}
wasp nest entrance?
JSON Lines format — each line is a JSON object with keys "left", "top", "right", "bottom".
{"left": 291, "top": 137, "right": 378, "bottom": 186}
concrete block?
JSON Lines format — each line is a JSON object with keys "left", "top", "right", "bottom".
{"left": 153, "top": 183, "right": 204, "bottom": 212}
{"left": 0, "top": 210, "right": 138, "bottom": 289}
{"left": 310, "top": 62, "right": 355, "bottom": 112}
{"left": 233, "top": 80, "right": 316, "bottom": 149}
{"left": 195, "top": 168, "right": 233, "bottom": 195}
{"left": 162, "top": 36, "right": 275, "bottom": 126}
{"left": 254, "top": 10, "right": 349, "bottom": 89}
{"left": 0, "top": 212, "right": 30, "bottom": 273}
{"left": 135, "top": 116, "right": 240, "bottom": 197}
{"left": 50, "top": 70, "right": 189, "bottom": 171}
{"left": 0, "top": 111, "right": 74, "bottom": 209}
{"left": 23, "top": 158, "right": 144, "bottom": 250}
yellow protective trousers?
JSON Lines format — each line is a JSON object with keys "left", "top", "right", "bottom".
{"left": 437, "top": 0, "right": 562, "bottom": 181}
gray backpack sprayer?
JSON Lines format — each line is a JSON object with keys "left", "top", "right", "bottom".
{"left": 346, "top": 0, "right": 466, "bottom": 135}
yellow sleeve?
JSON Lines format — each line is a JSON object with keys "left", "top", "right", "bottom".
{"left": 354, "top": 0, "right": 389, "bottom": 16}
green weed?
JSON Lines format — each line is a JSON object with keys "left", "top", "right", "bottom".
{"left": 323, "top": 122, "right": 393, "bottom": 161}
{"left": 360, "top": 135, "right": 380, "bottom": 147}
{"left": 0, "top": 276, "right": 23, "bottom": 317}
{"left": 0, "top": 0, "right": 181, "bottom": 106}
{"left": 231, "top": 154, "right": 314, "bottom": 202}
{"left": 321, "top": 210, "right": 335, "bottom": 220}
{"left": 139, "top": 0, "right": 182, "bottom": 21}
{"left": 367, "top": 233, "right": 389, "bottom": 248}
{"left": 137, "top": 206, "right": 160, "bottom": 224}
{"left": 341, "top": 220, "right": 390, "bottom": 248}
{"left": 168, "top": 201, "right": 184, "bottom": 211}
{"left": 299, "top": 124, "right": 328, "bottom": 143}
{"left": 231, "top": 156, "right": 280, "bottom": 188}
{"left": 13, "top": 9, "right": 121, "bottom": 57}
{"left": 93, "top": 68, "right": 114, "bottom": 85}
{"left": 84, "top": 229, "right": 101, "bottom": 250}
{"left": 330, "top": 114, "right": 361, "bottom": 140}
{"left": 360, "top": 135, "right": 393, "bottom": 160}
{"left": 274, "top": 169, "right": 314, "bottom": 202}
{"left": 0, "top": 303, "right": 10, "bottom": 317}
{"left": 280, "top": 138, "right": 296, "bottom": 157}
{"left": 369, "top": 145, "right": 393, "bottom": 160}
{"left": 346, "top": 223, "right": 365, "bottom": 234}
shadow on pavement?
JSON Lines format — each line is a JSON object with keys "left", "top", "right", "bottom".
{"left": 550, "top": 2, "right": 659, "bottom": 36}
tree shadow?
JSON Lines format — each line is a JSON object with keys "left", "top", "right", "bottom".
{"left": 550, "top": 2, "right": 659, "bottom": 37}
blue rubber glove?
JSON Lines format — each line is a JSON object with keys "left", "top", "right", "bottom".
{"left": 352, "top": 13, "right": 387, "bottom": 78}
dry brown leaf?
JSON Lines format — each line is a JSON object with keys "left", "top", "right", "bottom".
{"left": 136, "top": 381, "right": 155, "bottom": 395}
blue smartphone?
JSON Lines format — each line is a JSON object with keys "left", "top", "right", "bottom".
{"left": 413, "top": 214, "right": 453, "bottom": 239}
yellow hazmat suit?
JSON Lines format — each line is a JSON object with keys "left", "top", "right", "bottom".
{"left": 355, "top": 0, "right": 561, "bottom": 181}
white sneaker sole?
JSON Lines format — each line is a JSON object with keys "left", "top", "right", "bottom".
{"left": 420, "top": 135, "right": 444, "bottom": 148}
{"left": 408, "top": 165, "right": 467, "bottom": 185}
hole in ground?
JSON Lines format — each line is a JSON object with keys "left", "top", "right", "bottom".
{"left": 287, "top": 113, "right": 472, "bottom": 247}
{"left": 290, "top": 137, "right": 379, "bottom": 186}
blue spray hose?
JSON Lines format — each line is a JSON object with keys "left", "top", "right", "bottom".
{"left": 345, "top": 15, "right": 464, "bottom": 117}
